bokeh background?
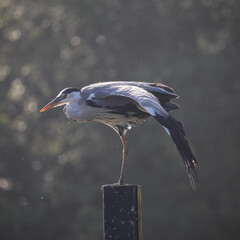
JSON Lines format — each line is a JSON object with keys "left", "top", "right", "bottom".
{"left": 0, "top": 0, "right": 240, "bottom": 239}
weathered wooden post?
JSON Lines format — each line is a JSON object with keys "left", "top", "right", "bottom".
{"left": 102, "top": 184, "right": 142, "bottom": 240}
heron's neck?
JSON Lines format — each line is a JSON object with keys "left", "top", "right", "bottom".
{"left": 67, "top": 98, "right": 81, "bottom": 111}
{"left": 64, "top": 98, "right": 88, "bottom": 122}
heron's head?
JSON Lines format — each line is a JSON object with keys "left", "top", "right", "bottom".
{"left": 40, "top": 87, "right": 80, "bottom": 112}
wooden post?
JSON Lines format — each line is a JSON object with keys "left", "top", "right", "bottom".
{"left": 102, "top": 184, "right": 142, "bottom": 240}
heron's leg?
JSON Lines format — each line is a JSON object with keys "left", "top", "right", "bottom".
{"left": 118, "top": 136, "right": 128, "bottom": 185}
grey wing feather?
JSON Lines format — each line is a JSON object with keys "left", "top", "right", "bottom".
{"left": 82, "top": 81, "right": 178, "bottom": 98}
{"left": 81, "top": 83, "right": 169, "bottom": 118}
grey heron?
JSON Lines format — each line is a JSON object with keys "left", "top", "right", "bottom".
{"left": 41, "top": 81, "right": 199, "bottom": 189}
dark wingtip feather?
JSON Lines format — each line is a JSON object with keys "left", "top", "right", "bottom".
{"left": 186, "top": 165, "right": 200, "bottom": 190}
{"left": 149, "top": 83, "right": 176, "bottom": 95}
{"left": 154, "top": 113, "right": 199, "bottom": 189}
{"left": 188, "top": 172, "right": 196, "bottom": 191}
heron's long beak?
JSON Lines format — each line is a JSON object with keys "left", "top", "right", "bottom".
{"left": 40, "top": 97, "right": 61, "bottom": 112}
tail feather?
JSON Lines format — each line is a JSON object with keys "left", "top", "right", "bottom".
{"left": 154, "top": 113, "right": 199, "bottom": 189}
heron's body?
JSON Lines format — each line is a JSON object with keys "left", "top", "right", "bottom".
{"left": 41, "top": 81, "right": 198, "bottom": 189}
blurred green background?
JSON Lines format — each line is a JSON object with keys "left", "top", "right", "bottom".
{"left": 0, "top": 0, "right": 239, "bottom": 239}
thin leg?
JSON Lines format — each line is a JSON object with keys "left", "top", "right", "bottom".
{"left": 118, "top": 136, "right": 128, "bottom": 185}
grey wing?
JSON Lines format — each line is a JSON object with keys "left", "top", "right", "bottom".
{"left": 81, "top": 84, "right": 169, "bottom": 118}
{"left": 82, "top": 81, "right": 178, "bottom": 98}
{"left": 82, "top": 81, "right": 179, "bottom": 112}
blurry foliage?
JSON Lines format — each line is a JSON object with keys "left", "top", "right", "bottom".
{"left": 0, "top": 0, "right": 240, "bottom": 239}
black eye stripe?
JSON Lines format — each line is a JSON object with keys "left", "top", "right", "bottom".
{"left": 61, "top": 88, "right": 80, "bottom": 95}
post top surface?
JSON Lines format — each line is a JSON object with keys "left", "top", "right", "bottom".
{"left": 102, "top": 184, "right": 141, "bottom": 190}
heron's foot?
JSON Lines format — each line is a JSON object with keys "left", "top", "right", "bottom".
{"left": 117, "top": 178, "right": 124, "bottom": 185}
{"left": 109, "top": 177, "right": 124, "bottom": 186}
